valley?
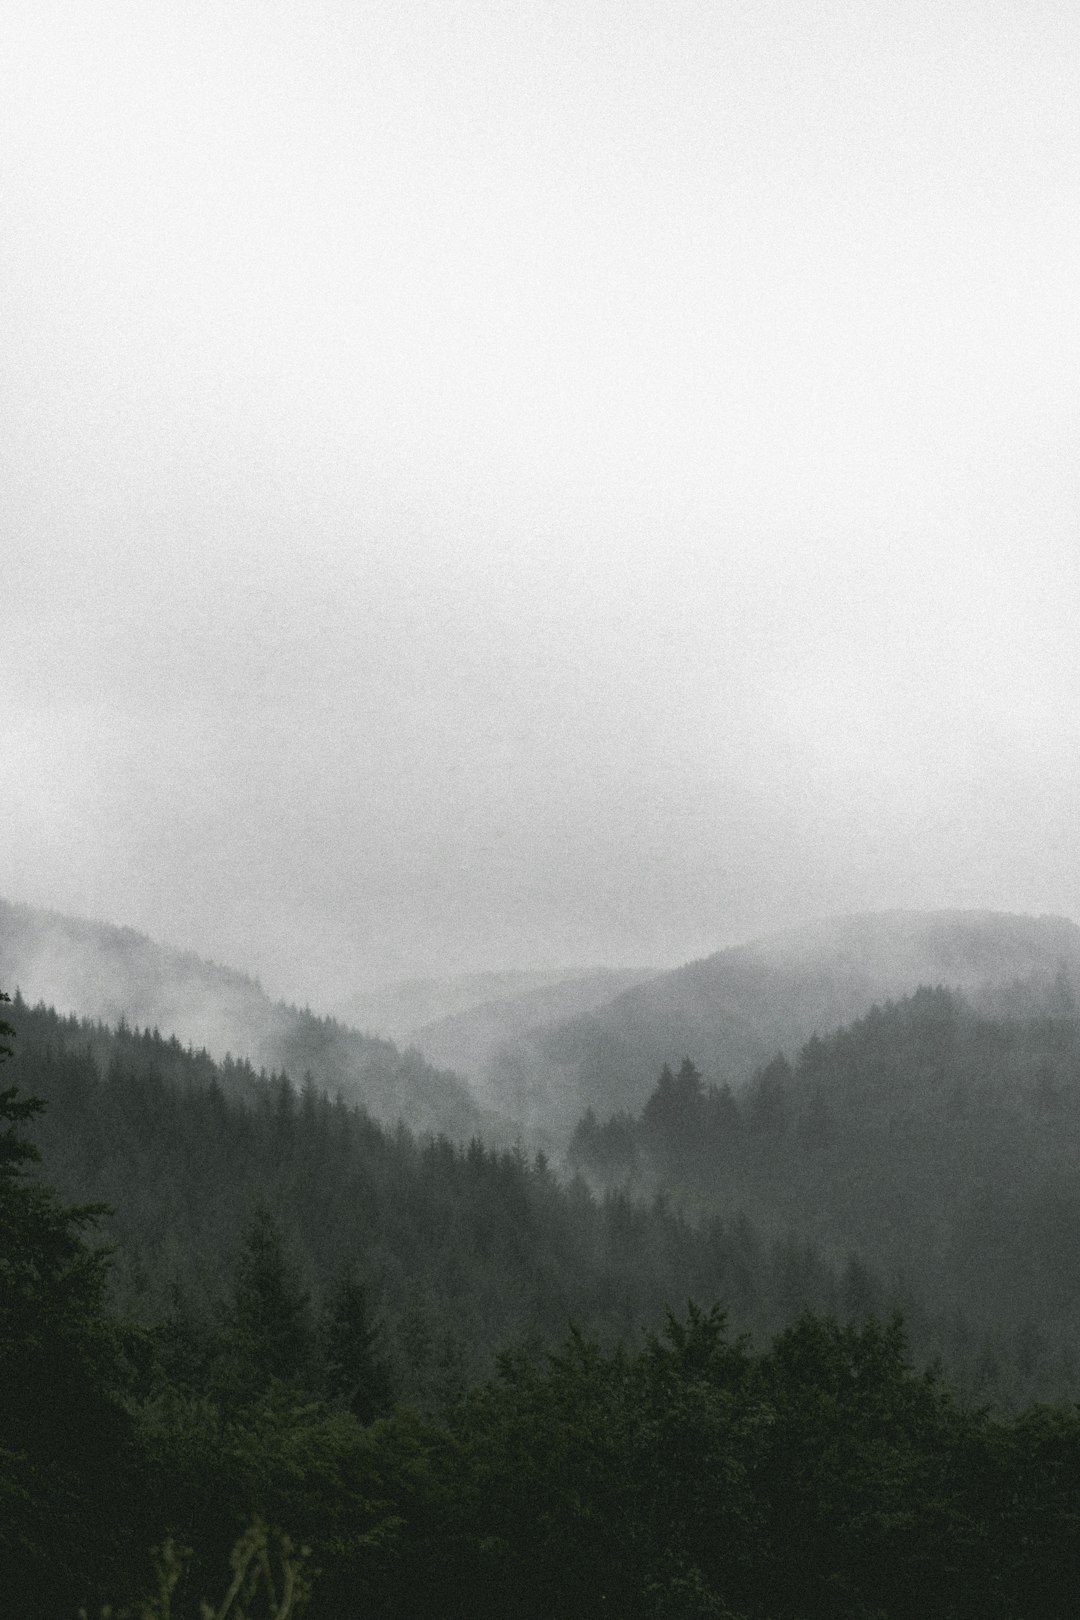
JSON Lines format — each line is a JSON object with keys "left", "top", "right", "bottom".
{"left": 7, "top": 899, "right": 1080, "bottom": 1616}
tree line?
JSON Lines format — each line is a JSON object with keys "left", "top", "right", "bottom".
{"left": 571, "top": 986, "right": 1080, "bottom": 1405}
{"left": 8, "top": 987, "right": 1080, "bottom": 1614}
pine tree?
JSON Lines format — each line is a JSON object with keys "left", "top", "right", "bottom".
{"left": 0, "top": 992, "right": 147, "bottom": 1617}
{"left": 322, "top": 1265, "right": 395, "bottom": 1422}
{"left": 225, "top": 1205, "right": 316, "bottom": 1394}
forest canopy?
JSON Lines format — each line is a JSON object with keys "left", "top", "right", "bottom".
{"left": 7, "top": 986, "right": 1080, "bottom": 1616}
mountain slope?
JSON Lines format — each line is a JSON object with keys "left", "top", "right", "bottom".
{"left": 570, "top": 983, "right": 1080, "bottom": 1404}
{"left": 334, "top": 968, "right": 604, "bottom": 1046}
{"left": 0, "top": 898, "right": 483, "bottom": 1136}
{"left": 537, "top": 909, "right": 1080, "bottom": 1121}
{"left": 409, "top": 965, "right": 657, "bottom": 1123}
{"left": 8, "top": 991, "right": 876, "bottom": 1393}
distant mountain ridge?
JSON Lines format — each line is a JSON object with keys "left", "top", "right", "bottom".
{"left": 0, "top": 898, "right": 485, "bottom": 1137}
{"left": 5, "top": 898, "right": 1077, "bottom": 1142}
{"left": 408, "top": 965, "right": 657, "bottom": 1120}
{"left": 334, "top": 967, "right": 614, "bottom": 1047}
{"left": 532, "top": 909, "right": 1080, "bottom": 1126}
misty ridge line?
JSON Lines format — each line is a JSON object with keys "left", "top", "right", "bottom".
{"left": 0, "top": 896, "right": 644, "bottom": 1044}
{"left": 14, "top": 914, "right": 1080, "bottom": 1610}
{"left": 7, "top": 0, "right": 1080, "bottom": 1091}
{"left": 0, "top": 895, "right": 489, "bottom": 1139}
{"left": 5, "top": 6, "right": 1080, "bottom": 1606}
{"left": 4, "top": 895, "right": 1080, "bottom": 1149}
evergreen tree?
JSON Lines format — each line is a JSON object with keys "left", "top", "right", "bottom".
{"left": 747, "top": 1053, "right": 791, "bottom": 1135}
{"left": 224, "top": 1205, "right": 316, "bottom": 1395}
{"left": 322, "top": 1265, "right": 396, "bottom": 1422}
{"left": 0, "top": 992, "right": 148, "bottom": 1617}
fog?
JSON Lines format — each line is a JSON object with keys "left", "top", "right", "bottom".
{"left": 3, "top": 0, "right": 1079, "bottom": 1008}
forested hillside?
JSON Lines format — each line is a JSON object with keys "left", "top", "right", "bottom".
{"left": 12, "top": 899, "right": 1073, "bottom": 1146}
{"left": 0, "top": 899, "right": 484, "bottom": 1136}
{"left": 571, "top": 986, "right": 1080, "bottom": 1405}
{"left": 9, "top": 986, "right": 1080, "bottom": 1619}
{"left": 16, "top": 980, "right": 1080, "bottom": 1408}
{"left": 408, "top": 963, "right": 656, "bottom": 1123}
{"left": 539, "top": 909, "right": 1080, "bottom": 1126}
{"left": 335, "top": 965, "right": 646, "bottom": 1046}
{"left": 11, "top": 991, "right": 880, "bottom": 1398}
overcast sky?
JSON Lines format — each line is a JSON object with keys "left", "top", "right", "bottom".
{"left": 3, "top": 0, "right": 1079, "bottom": 1005}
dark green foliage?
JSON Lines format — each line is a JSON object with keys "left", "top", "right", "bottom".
{"left": 224, "top": 1206, "right": 317, "bottom": 1394}
{"left": 746, "top": 1053, "right": 791, "bottom": 1136}
{"left": 573, "top": 988, "right": 1080, "bottom": 1403}
{"left": 0, "top": 897, "right": 485, "bottom": 1136}
{"left": 0, "top": 995, "right": 150, "bottom": 1618}
{"left": 569, "top": 1104, "right": 641, "bottom": 1180}
{"left": 12, "top": 990, "right": 865, "bottom": 1397}
{"left": 0, "top": 990, "right": 12, "bottom": 1061}
{"left": 405, "top": 1307, "right": 1061, "bottom": 1620}
{"left": 77, "top": 1295, "right": 1080, "bottom": 1620}
{"left": 322, "top": 1265, "right": 395, "bottom": 1422}
{"left": 14, "top": 986, "right": 1080, "bottom": 1616}
{"left": 750, "top": 1314, "right": 961, "bottom": 1618}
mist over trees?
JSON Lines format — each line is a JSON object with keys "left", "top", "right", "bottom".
{"left": 8, "top": 986, "right": 1080, "bottom": 1617}
{"left": 8, "top": 898, "right": 1080, "bottom": 1146}
{"left": 9, "top": 911, "right": 1080, "bottom": 1613}
{"left": 10, "top": 991, "right": 876, "bottom": 1392}
{"left": 400, "top": 909, "right": 1080, "bottom": 1134}
{"left": 0, "top": 899, "right": 487, "bottom": 1137}
{"left": 570, "top": 987, "right": 1080, "bottom": 1405}
{"left": 8, "top": 0, "right": 1080, "bottom": 1605}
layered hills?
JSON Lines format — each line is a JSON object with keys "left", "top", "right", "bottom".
{"left": 9, "top": 902, "right": 1080, "bottom": 1615}
{"left": 570, "top": 981, "right": 1080, "bottom": 1404}
{"left": 12, "top": 931, "right": 1080, "bottom": 1407}
{"left": 5, "top": 897, "right": 1079, "bottom": 1141}
{"left": 333, "top": 967, "right": 626, "bottom": 1047}
{"left": 0, "top": 898, "right": 483, "bottom": 1137}
{"left": 408, "top": 964, "right": 656, "bottom": 1125}
{"left": 525, "top": 909, "right": 1080, "bottom": 1125}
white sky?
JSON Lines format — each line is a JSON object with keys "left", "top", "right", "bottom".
{"left": 3, "top": 0, "right": 1080, "bottom": 1004}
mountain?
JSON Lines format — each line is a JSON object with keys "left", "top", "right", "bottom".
{"left": 407, "top": 965, "right": 657, "bottom": 1125}
{"left": 8, "top": 989, "right": 884, "bottom": 1395}
{"left": 533, "top": 909, "right": 1080, "bottom": 1124}
{"left": 10, "top": 964, "right": 1080, "bottom": 1616}
{"left": 334, "top": 967, "right": 617, "bottom": 1046}
{"left": 0, "top": 898, "right": 484, "bottom": 1136}
{"left": 9, "top": 899, "right": 1077, "bottom": 1141}
{"left": 17, "top": 966, "right": 1080, "bottom": 1407}
{"left": 570, "top": 982, "right": 1080, "bottom": 1405}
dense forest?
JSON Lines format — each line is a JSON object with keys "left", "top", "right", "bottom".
{"left": 10, "top": 899, "right": 1080, "bottom": 1142}
{"left": 570, "top": 986, "right": 1080, "bottom": 1406}
{"left": 8, "top": 985, "right": 1080, "bottom": 1615}
{"left": 8, "top": 990, "right": 885, "bottom": 1403}
{"left": 513, "top": 910, "right": 1080, "bottom": 1127}
{"left": 0, "top": 898, "right": 487, "bottom": 1138}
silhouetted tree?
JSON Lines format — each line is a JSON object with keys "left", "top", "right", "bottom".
{"left": 224, "top": 1205, "right": 316, "bottom": 1394}
{"left": 748, "top": 1053, "right": 791, "bottom": 1135}
{"left": 323, "top": 1265, "right": 395, "bottom": 1422}
{"left": 0, "top": 993, "right": 148, "bottom": 1617}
